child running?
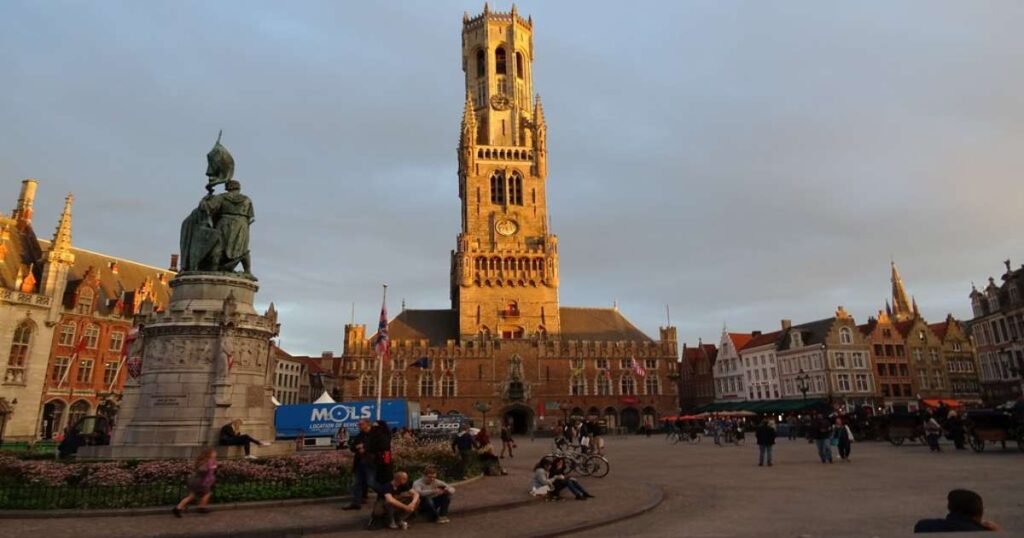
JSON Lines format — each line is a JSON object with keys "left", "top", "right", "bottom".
{"left": 174, "top": 447, "right": 217, "bottom": 517}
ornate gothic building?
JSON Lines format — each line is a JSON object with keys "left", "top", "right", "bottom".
{"left": 338, "top": 6, "right": 679, "bottom": 433}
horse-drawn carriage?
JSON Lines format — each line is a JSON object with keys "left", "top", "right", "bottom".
{"left": 880, "top": 413, "right": 927, "bottom": 446}
{"left": 964, "top": 407, "right": 1024, "bottom": 453}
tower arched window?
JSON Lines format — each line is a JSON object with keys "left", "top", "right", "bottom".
{"left": 596, "top": 372, "right": 611, "bottom": 396}
{"left": 508, "top": 172, "right": 523, "bottom": 205}
{"left": 441, "top": 372, "right": 456, "bottom": 398}
{"left": 5, "top": 321, "right": 34, "bottom": 383}
{"left": 495, "top": 47, "right": 507, "bottom": 75}
{"left": 570, "top": 373, "right": 586, "bottom": 396}
{"left": 645, "top": 375, "right": 661, "bottom": 395}
{"left": 360, "top": 374, "right": 376, "bottom": 398}
{"left": 389, "top": 373, "right": 406, "bottom": 397}
{"left": 76, "top": 287, "right": 94, "bottom": 314}
{"left": 490, "top": 171, "right": 506, "bottom": 205}
{"left": 419, "top": 373, "right": 435, "bottom": 397}
{"left": 476, "top": 48, "right": 486, "bottom": 77}
{"left": 620, "top": 373, "right": 636, "bottom": 396}
{"left": 515, "top": 51, "right": 525, "bottom": 79}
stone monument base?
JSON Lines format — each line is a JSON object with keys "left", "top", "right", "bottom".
{"left": 80, "top": 272, "right": 291, "bottom": 460}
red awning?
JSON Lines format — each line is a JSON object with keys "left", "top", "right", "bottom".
{"left": 921, "top": 399, "right": 963, "bottom": 409}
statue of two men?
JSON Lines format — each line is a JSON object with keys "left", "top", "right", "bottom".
{"left": 180, "top": 133, "right": 255, "bottom": 275}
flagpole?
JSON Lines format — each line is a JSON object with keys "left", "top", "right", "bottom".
{"left": 376, "top": 284, "right": 388, "bottom": 421}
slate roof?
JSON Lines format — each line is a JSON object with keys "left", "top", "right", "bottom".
{"left": 384, "top": 306, "right": 655, "bottom": 345}
{"left": 777, "top": 318, "right": 835, "bottom": 351}
{"left": 388, "top": 309, "right": 458, "bottom": 346}
{"left": 39, "top": 239, "right": 173, "bottom": 315}
{"left": 559, "top": 307, "right": 652, "bottom": 342}
{"left": 0, "top": 217, "right": 43, "bottom": 290}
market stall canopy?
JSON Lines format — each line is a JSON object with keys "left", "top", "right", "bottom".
{"left": 693, "top": 399, "right": 831, "bottom": 415}
{"left": 313, "top": 391, "right": 336, "bottom": 404}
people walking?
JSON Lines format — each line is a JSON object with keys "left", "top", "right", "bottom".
{"left": 924, "top": 414, "right": 943, "bottom": 452}
{"left": 787, "top": 415, "right": 799, "bottom": 441}
{"left": 452, "top": 424, "right": 475, "bottom": 479}
{"left": 500, "top": 424, "right": 515, "bottom": 458}
{"left": 755, "top": 420, "right": 776, "bottom": 467}
{"left": 811, "top": 412, "right": 833, "bottom": 463}
{"left": 832, "top": 417, "right": 854, "bottom": 462}
{"left": 173, "top": 447, "right": 217, "bottom": 517}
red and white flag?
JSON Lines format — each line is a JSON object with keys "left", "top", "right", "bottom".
{"left": 630, "top": 356, "right": 647, "bottom": 377}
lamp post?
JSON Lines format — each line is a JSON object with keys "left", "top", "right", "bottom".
{"left": 474, "top": 401, "right": 491, "bottom": 428}
{"left": 796, "top": 369, "right": 810, "bottom": 406}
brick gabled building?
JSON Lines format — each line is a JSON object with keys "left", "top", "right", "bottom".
{"left": 679, "top": 341, "right": 717, "bottom": 411}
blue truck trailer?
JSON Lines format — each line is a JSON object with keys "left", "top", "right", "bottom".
{"left": 275, "top": 399, "right": 420, "bottom": 445}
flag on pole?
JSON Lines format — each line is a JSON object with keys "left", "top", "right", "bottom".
{"left": 59, "top": 337, "right": 88, "bottom": 388}
{"left": 375, "top": 300, "right": 389, "bottom": 360}
{"left": 411, "top": 357, "right": 430, "bottom": 369}
{"left": 375, "top": 285, "right": 388, "bottom": 421}
{"left": 630, "top": 356, "right": 647, "bottom": 377}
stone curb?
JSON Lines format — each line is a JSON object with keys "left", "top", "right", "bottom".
{"left": 0, "top": 474, "right": 485, "bottom": 519}
{"left": 533, "top": 483, "right": 664, "bottom": 538}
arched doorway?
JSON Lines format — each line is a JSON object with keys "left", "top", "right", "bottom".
{"left": 603, "top": 407, "right": 617, "bottom": 431}
{"left": 41, "top": 400, "right": 67, "bottom": 439}
{"left": 587, "top": 407, "right": 600, "bottom": 420}
{"left": 570, "top": 407, "right": 584, "bottom": 421}
{"left": 620, "top": 407, "right": 640, "bottom": 432}
{"left": 502, "top": 404, "right": 533, "bottom": 435}
{"left": 642, "top": 406, "right": 658, "bottom": 429}
{"left": 68, "top": 400, "right": 90, "bottom": 431}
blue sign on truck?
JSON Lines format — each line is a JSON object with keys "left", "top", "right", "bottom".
{"left": 274, "top": 399, "right": 420, "bottom": 439}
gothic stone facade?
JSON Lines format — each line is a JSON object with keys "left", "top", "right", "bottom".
{"left": 339, "top": 7, "right": 679, "bottom": 433}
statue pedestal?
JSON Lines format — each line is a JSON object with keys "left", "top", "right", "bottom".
{"left": 81, "top": 273, "right": 290, "bottom": 460}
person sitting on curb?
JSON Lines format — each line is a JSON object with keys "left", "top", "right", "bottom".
{"left": 218, "top": 419, "right": 270, "bottom": 459}
{"left": 374, "top": 471, "right": 420, "bottom": 530}
{"left": 412, "top": 466, "right": 453, "bottom": 524}
{"left": 914, "top": 489, "right": 1000, "bottom": 533}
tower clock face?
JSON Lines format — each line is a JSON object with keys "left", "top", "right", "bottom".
{"left": 489, "top": 94, "right": 511, "bottom": 111}
{"left": 495, "top": 218, "right": 518, "bottom": 236}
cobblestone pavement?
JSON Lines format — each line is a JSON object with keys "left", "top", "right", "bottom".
{"left": 562, "top": 435, "right": 1023, "bottom": 537}
{"left": 4, "top": 435, "right": 1021, "bottom": 537}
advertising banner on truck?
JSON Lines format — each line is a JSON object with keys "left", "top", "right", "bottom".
{"left": 274, "top": 399, "right": 417, "bottom": 438}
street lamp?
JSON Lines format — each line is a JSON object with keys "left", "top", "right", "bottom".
{"left": 796, "top": 369, "right": 810, "bottom": 405}
{"left": 473, "top": 401, "right": 491, "bottom": 428}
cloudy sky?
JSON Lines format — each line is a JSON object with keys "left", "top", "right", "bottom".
{"left": 2, "top": 1, "right": 1022, "bottom": 354}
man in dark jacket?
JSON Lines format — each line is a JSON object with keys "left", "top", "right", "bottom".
{"left": 451, "top": 424, "right": 475, "bottom": 479}
{"left": 914, "top": 489, "right": 999, "bottom": 533}
{"left": 811, "top": 413, "right": 833, "bottom": 463}
{"left": 343, "top": 419, "right": 378, "bottom": 510}
{"left": 755, "top": 420, "right": 776, "bottom": 467}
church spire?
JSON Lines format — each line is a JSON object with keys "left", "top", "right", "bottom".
{"left": 890, "top": 260, "right": 913, "bottom": 322}
{"left": 48, "top": 193, "right": 75, "bottom": 265}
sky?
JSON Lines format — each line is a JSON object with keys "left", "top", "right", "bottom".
{"left": 1, "top": 1, "right": 1023, "bottom": 355}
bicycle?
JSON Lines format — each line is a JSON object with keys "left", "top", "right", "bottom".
{"left": 544, "top": 446, "right": 610, "bottom": 478}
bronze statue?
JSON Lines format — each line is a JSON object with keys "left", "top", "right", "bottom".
{"left": 205, "top": 130, "right": 235, "bottom": 193}
{"left": 179, "top": 133, "right": 254, "bottom": 276}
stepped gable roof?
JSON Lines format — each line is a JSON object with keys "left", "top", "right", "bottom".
{"left": 777, "top": 317, "right": 835, "bottom": 351}
{"left": 929, "top": 320, "right": 951, "bottom": 341}
{"left": 682, "top": 343, "right": 718, "bottom": 361}
{"left": 858, "top": 319, "right": 877, "bottom": 336}
{"left": 741, "top": 330, "right": 782, "bottom": 351}
{"left": 559, "top": 307, "right": 653, "bottom": 342}
{"left": 893, "top": 320, "right": 916, "bottom": 338}
{"left": 0, "top": 216, "right": 43, "bottom": 290}
{"left": 39, "top": 239, "right": 173, "bottom": 315}
{"left": 388, "top": 309, "right": 458, "bottom": 346}
{"left": 727, "top": 332, "right": 753, "bottom": 350}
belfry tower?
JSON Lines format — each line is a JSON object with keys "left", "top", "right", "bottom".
{"left": 451, "top": 4, "right": 560, "bottom": 340}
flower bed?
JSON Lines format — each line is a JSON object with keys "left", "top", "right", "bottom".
{"left": 0, "top": 438, "right": 471, "bottom": 510}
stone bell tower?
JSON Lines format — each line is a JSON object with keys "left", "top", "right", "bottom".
{"left": 451, "top": 4, "right": 560, "bottom": 340}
